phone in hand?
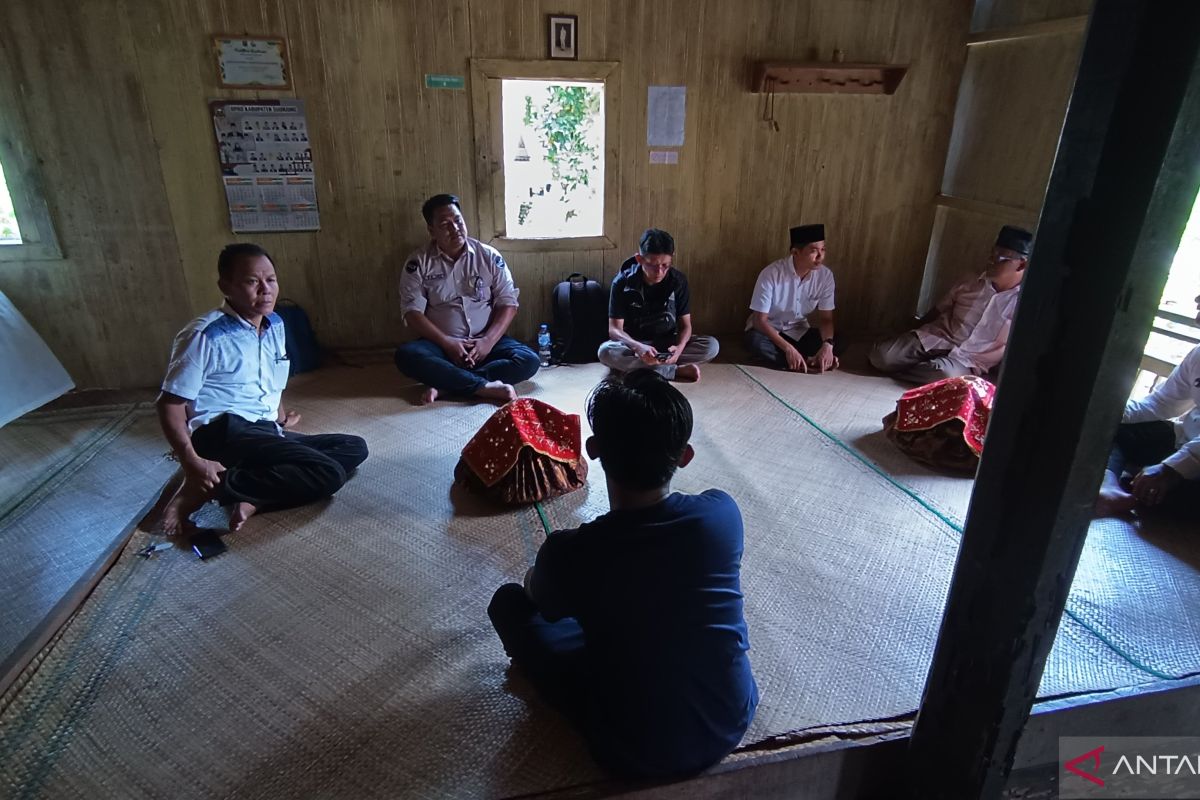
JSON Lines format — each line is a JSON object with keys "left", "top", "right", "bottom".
{"left": 655, "top": 351, "right": 671, "bottom": 361}
{"left": 191, "top": 530, "right": 228, "bottom": 560}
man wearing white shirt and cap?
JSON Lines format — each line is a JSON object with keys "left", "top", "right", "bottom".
{"left": 744, "top": 224, "right": 841, "bottom": 374}
{"left": 156, "top": 244, "right": 368, "bottom": 535}
{"left": 1096, "top": 291, "right": 1200, "bottom": 517}
{"left": 869, "top": 225, "right": 1033, "bottom": 384}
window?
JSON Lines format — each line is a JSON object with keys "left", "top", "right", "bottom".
{"left": 0, "top": 160, "right": 21, "bottom": 245}
{"left": 470, "top": 59, "right": 620, "bottom": 251}
{"left": 1132, "top": 186, "right": 1200, "bottom": 395}
{"left": 502, "top": 79, "right": 604, "bottom": 239}
{"left": 0, "top": 106, "right": 62, "bottom": 261}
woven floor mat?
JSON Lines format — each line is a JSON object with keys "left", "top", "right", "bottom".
{"left": 0, "top": 363, "right": 1185, "bottom": 799}
{"left": 733, "top": 364, "right": 1200, "bottom": 689}
{"left": 735, "top": 366, "right": 975, "bottom": 525}
{"left": 0, "top": 403, "right": 175, "bottom": 670}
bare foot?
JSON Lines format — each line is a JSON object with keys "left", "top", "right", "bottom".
{"left": 229, "top": 501, "right": 258, "bottom": 532}
{"left": 475, "top": 381, "right": 517, "bottom": 404}
{"left": 675, "top": 364, "right": 701, "bottom": 382}
{"left": 160, "top": 480, "right": 210, "bottom": 535}
{"left": 418, "top": 386, "right": 439, "bottom": 405}
{"left": 1094, "top": 471, "right": 1137, "bottom": 517}
{"left": 1095, "top": 487, "right": 1136, "bottom": 517}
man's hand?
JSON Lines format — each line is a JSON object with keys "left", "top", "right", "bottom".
{"left": 466, "top": 336, "right": 495, "bottom": 367}
{"left": 664, "top": 345, "right": 683, "bottom": 365}
{"left": 441, "top": 338, "right": 473, "bottom": 367}
{"left": 783, "top": 343, "right": 808, "bottom": 373}
{"left": 1130, "top": 463, "right": 1182, "bottom": 506}
{"left": 280, "top": 410, "right": 302, "bottom": 429}
{"left": 809, "top": 342, "right": 839, "bottom": 373}
{"left": 636, "top": 342, "right": 660, "bottom": 366}
{"left": 182, "top": 455, "right": 226, "bottom": 493}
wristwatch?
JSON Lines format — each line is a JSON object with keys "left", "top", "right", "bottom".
{"left": 823, "top": 338, "right": 835, "bottom": 346}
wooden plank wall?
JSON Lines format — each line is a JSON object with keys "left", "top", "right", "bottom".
{"left": 0, "top": 0, "right": 973, "bottom": 389}
{"left": 918, "top": 0, "right": 1093, "bottom": 311}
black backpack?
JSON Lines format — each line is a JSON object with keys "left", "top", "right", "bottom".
{"left": 275, "top": 299, "right": 321, "bottom": 375}
{"left": 551, "top": 273, "right": 608, "bottom": 364}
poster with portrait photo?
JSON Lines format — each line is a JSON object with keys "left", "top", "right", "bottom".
{"left": 548, "top": 14, "right": 578, "bottom": 60}
{"left": 210, "top": 99, "right": 319, "bottom": 232}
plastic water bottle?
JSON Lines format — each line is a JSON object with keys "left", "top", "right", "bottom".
{"left": 537, "top": 324, "right": 552, "bottom": 367}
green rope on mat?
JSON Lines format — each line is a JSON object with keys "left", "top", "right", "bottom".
{"left": 534, "top": 501, "right": 553, "bottom": 537}
{"left": 734, "top": 364, "right": 1180, "bottom": 683}
{"left": 733, "top": 365, "right": 966, "bottom": 535}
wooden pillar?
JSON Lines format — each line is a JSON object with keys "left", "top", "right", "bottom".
{"left": 907, "top": 2, "right": 1200, "bottom": 798}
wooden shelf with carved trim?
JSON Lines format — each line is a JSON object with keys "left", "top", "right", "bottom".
{"left": 752, "top": 62, "right": 908, "bottom": 94}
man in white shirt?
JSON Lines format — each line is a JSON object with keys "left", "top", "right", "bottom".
{"left": 869, "top": 225, "right": 1033, "bottom": 384}
{"left": 1097, "top": 292, "right": 1200, "bottom": 516}
{"left": 157, "top": 244, "right": 369, "bottom": 535}
{"left": 744, "top": 224, "right": 840, "bottom": 373}
{"left": 395, "top": 194, "right": 539, "bottom": 405}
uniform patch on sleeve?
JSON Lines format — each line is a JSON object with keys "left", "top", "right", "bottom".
{"left": 405, "top": 260, "right": 419, "bottom": 274}
{"left": 493, "top": 253, "right": 506, "bottom": 269}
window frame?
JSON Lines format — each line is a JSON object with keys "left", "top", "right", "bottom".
{"left": 0, "top": 94, "right": 62, "bottom": 262}
{"left": 469, "top": 58, "right": 620, "bottom": 253}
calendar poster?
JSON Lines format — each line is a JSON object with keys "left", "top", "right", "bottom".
{"left": 210, "top": 99, "right": 319, "bottom": 233}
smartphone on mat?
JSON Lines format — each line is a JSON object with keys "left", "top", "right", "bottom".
{"left": 191, "top": 531, "right": 228, "bottom": 560}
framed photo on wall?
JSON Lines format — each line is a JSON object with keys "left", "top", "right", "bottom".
{"left": 548, "top": 15, "right": 578, "bottom": 60}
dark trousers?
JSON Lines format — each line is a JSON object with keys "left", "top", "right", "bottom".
{"left": 488, "top": 583, "right": 588, "bottom": 719}
{"left": 743, "top": 327, "right": 842, "bottom": 367}
{"left": 489, "top": 584, "right": 737, "bottom": 780}
{"left": 191, "top": 414, "right": 368, "bottom": 510}
{"left": 393, "top": 335, "right": 539, "bottom": 395}
{"left": 1108, "top": 420, "right": 1200, "bottom": 512}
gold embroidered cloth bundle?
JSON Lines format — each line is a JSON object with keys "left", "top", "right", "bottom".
{"left": 882, "top": 376, "right": 996, "bottom": 473}
{"left": 455, "top": 398, "right": 588, "bottom": 505}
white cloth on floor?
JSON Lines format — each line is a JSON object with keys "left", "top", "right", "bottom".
{"left": 0, "top": 289, "right": 73, "bottom": 429}
{"left": 0, "top": 289, "right": 73, "bottom": 428}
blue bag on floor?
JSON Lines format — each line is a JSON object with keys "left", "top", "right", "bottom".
{"left": 275, "top": 299, "right": 321, "bottom": 375}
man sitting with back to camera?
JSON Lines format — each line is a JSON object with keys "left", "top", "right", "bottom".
{"left": 157, "top": 243, "right": 368, "bottom": 535}
{"left": 597, "top": 228, "right": 719, "bottom": 383}
{"left": 487, "top": 369, "right": 758, "bottom": 779}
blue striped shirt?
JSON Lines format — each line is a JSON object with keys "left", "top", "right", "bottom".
{"left": 161, "top": 303, "right": 289, "bottom": 433}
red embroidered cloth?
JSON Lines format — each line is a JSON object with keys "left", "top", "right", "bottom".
{"left": 460, "top": 398, "right": 583, "bottom": 488}
{"left": 893, "top": 376, "right": 996, "bottom": 456}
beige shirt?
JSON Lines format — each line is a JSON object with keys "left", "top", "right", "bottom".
{"left": 916, "top": 274, "right": 1022, "bottom": 371}
{"left": 399, "top": 238, "right": 520, "bottom": 338}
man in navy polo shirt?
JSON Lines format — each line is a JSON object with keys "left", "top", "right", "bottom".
{"left": 488, "top": 370, "right": 758, "bottom": 779}
{"left": 156, "top": 243, "right": 368, "bottom": 535}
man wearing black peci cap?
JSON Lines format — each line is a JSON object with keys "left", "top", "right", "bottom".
{"left": 870, "top": 225, "right": 1033, "bottom": 384}
{"left": 744, "top": 223, "right": 841, "bottom": 373}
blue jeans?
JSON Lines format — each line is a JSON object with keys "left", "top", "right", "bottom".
{"left": 393, "top": 335, "right": 539, "bottom": 395}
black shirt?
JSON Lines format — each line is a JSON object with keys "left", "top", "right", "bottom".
{"left": 608, "top": 257, "right": 691, "bottom": 342}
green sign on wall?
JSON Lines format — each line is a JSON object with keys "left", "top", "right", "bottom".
{"left": 424, "top": 74, "right": 465, "bottom": 90}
